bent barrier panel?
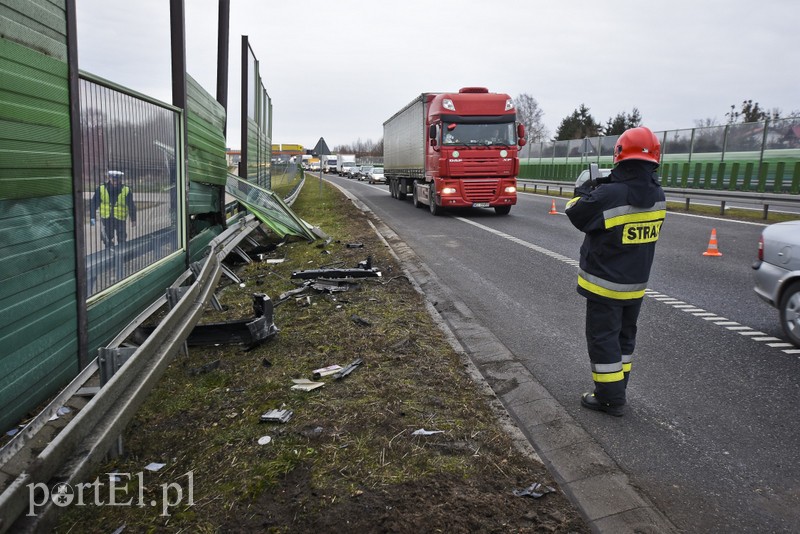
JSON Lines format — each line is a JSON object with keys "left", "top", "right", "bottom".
{"left": 0, "top": 216, "right": 260, "bottom": 532}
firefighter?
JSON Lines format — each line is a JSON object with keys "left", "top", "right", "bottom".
{"left": 90, "top": 170, "right": 137, "bottom": 249}
{"left": 565, "top": 126, "right": 666, "bottom": 416}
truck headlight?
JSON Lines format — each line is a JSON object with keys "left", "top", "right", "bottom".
{"left": 442, "top": 187, "right": 457, "bottom": 195}
{"left": 504, "top": 186, "right": 516, "bottom": 193}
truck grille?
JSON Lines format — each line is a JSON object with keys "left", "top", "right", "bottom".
{"left": 462, "top": 180, "right": 499, "bottom": 202}
{"left": 449, "top": 157, "right": 513, "bottom": 177}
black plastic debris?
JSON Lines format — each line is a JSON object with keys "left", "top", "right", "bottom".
{"left": 133, "top": 293, "right": 278, "bottom": 349}
{"left": 346, "top": 242, "right": 364, "bottom": 248}
{"left": 188, "top": 359, "right": 220, "bottom": 376}
{"left": 350, "top": 315, "right": 371, "bottom": 327}
{"left": 260, "top": 409, "right": 293, "bottom": 423}
{"left": 334, "top": 358, "right": 364, "bottom": 380}
{"left": 513, "top": 482, "right": 556, "bottom": 499}
{"left": 291, "top": 256, "right": 380, "bottom": 280}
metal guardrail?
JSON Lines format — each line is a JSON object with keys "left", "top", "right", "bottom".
{"left": 517, "top": 179, "right": 800, "bottom": 218}
{"left": 0, "top": 214, "right": 261, "bottom": 532}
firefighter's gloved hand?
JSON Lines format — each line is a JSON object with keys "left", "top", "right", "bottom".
{"left": 90, "top": 218, "right": 95, "bottom": 226}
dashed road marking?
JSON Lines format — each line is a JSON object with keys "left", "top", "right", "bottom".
{"left": 454, "top": 217, "right": 798, "bottom": 357}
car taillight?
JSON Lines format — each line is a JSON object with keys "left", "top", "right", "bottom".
{"left": 758, "top": 235, "right": 764, "bottom": 261}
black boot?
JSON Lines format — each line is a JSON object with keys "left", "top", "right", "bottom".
{"left": 581, "top": 393, "right": 624, "bottom": 417}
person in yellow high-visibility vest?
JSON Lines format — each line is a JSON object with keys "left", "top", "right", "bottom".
{"left": 89, "top": 170, "right": 137, "bottom": 249}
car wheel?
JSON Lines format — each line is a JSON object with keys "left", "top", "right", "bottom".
{"left": 779, "top": 281, "right": 800, "bottom": 347}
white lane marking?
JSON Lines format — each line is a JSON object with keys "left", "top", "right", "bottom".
{"left": 453, "top": 216, "right": 797, "bottom": 356}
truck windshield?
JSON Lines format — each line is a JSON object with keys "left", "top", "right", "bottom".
{"left": 442, "top": 122, "right": 516, "bottom": 147}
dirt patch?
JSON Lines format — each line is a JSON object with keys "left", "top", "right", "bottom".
{"left": 55, "top": 179, "right": 589, "bottom": 533}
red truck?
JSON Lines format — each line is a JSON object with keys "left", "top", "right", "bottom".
{"left": 383, "top": 87, "right": 526, "bottom": 216}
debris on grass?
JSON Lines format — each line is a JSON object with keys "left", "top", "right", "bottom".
{"left": 411, "top": 429, "right": 445, "bottom": 436}
{"left": 513, "top": 482, "right": 557, "bottom": 499}
{"left": 312, "top": 364, "right": 343, "bottom": 379}
{"left": 290, "top": 379, "right": 325, "bottom": 392}
{"left": 260, "top": 409, "right": 293, "bottom": 423}
{"left": 333, "top": 358, "right": 364, "bottom": 380}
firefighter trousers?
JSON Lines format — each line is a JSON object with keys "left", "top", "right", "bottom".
{"left": 585, "top": 298, "right": 642, "bottom": 406}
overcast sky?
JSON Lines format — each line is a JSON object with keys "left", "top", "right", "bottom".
{"left": 76, "top": 0, "right": 799, "bottom": 151}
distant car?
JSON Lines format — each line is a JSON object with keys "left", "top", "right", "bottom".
{"left": 345, "top": 165, "right": 360, "bottom": 179}
{"left": 357, "top": 166, "right": 373, "bottom": 181}
{"left": 753, "top": 220, "right": 800, "bottom": 347}
{"left": 366, "top": 166, "right": 385, "bottom": 184}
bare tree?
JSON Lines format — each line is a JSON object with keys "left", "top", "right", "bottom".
{"left": 513, "top": 93, "right": 548, "bottom": 142}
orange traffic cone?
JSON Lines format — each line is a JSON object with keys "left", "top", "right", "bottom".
{"left": 703, "top": 228, "right": 723, "bottom": 256}
{"left": 548, "top": 199, "right": 558, "bottom": 215}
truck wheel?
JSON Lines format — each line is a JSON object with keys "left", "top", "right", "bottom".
{"left": 412, "top": 184, "right": 423, "bottom": 208}
{"left": 779, "top": 281, "right": 800, "bottom": 347}
{"left": 429, "top": 183, "right": 440, "bottom": 216}
{"left": 495, "top": 206, "right": 511, "bottom": 215}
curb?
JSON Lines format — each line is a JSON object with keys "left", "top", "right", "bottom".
{"left": 328, "top": 179, "right": 679, "bottom": 534}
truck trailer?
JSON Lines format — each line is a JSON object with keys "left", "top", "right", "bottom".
{"left": 383, "top": 87, "right": 525, "bottom": 215}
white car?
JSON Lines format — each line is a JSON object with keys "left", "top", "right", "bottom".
{"left": 574, "top": 167, "right": 612, "bottom": 189}
{"left": 753, "top": 220, "right": 800, "bottom": 347}
{"left": 367, "top": 167, "right": 385, "bottom": 184}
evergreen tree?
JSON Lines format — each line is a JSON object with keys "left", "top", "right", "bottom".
{"left": 555, "top": 104, "right": 601, "bottom": 140}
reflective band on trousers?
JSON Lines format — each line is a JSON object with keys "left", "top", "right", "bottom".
{"left": 591, "top": 362, "right": 624, "bottom": 383}
{"left": 592, "top": 371, "right": 625, "bottom": 383}
{"left": 578, "top": 270, "right": 647, "bottom": 300}
{"left": 622, "top": 354, "right": 632, "bottom": 373}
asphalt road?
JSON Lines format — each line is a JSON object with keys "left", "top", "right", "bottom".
{"left": 323, "top": 173, "right": 800, "bottom": 533}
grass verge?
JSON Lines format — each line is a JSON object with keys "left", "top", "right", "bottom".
{"left": 56, "top": 177, "right": 589, "bottom": 533}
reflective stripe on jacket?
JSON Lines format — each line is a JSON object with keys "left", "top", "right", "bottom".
{"left": 99, "top": 184, "right": 130, "bottom": 220}
{"left": 565, "top": 162, "right": 666, "bottom": 305}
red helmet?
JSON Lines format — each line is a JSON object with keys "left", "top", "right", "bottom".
{"left": 614, "top": 126, "right": 660, "bottom": 164}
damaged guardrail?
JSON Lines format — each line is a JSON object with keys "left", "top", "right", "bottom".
{"left": 0, "top": 215, "right": 261, "bottom": 532}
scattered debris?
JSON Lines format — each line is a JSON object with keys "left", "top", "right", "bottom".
{"left": 291, "top": 257, "right": 381, "bottom": 280}
{"left": 262, "top": 358, "right": 272, "bottom": 368}
{"left": 260, "top": 409, "right": 293, "bottom": 423}
{"left": 291, "top": 379, "right": 325, "bottom": 392}
{"left": 513, "top": 482, "right": 556, "bottom": 499}
{"left": 48, "top": 406, "right": 73, "bottom": 421}
{"left": 134, "top": 293, "right": 278, "bottom": 349}
{"left": 334, "top": 358, "right": 364, "bottom": 380}
{"left": 312, "top": 364, "right": 343, "bottom": 379}
{"left": 6, "top": 428, "right": 20, "bottom": 437}
{"left": 311, "top": 279, "right": 359, "bottom": 293}
{"left": 411, "top": 429, "right": 445, "bottom": 436}
{"left": 145, "top": 462, "right": 166, "bottom": 472}
{"left": 257, "top": 435, "right": 272, "bottom": 446}
{"left": 296, "top": 296, "right": 312, "bottom": 307}
{"left": 188, "top": 359, "right": 220, "bottom": 376}
{"left": 350, "top": 315, "right": 372, "bottom": 327}
{"left": 346, "top": 242, "right": 364, "bottom": 248}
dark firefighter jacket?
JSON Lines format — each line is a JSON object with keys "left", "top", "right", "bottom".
{"left": 565, "top": 160, "right": 666, "bottom": 306}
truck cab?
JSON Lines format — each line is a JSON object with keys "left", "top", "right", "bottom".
{"left": 384, "top": 88, "right": 525, "bottom": 216}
